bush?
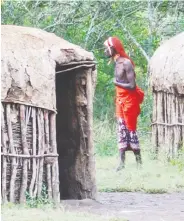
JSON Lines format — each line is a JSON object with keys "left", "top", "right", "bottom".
{"left": 25, "top": 184, "right": 54, "bottom": 208}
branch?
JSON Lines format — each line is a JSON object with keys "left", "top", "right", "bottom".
{"left": 21, "top": 1, "right": 34, "bottom": 17}
{"left": 0, "top": 153, "right": 59, "bottom": 158}
{"left": 91, "top": 28, "right": 104, "bottom": 50}
{"left": 116, "top": 18, "right": 150, "bottom": 62}
{"left": 91, "top": 22, "right": 118, "bottom": 50}
{"left": 43, "top": 21, "right": 80, "bottom": 31}
{"left": 105, "top": 2, "right": 150, "bottom": 62}
{"left": 56, "top": 64, "right": 95, "bottom": 74}
{"left": 84, "top": 9, "right": 99, "bottom": 48}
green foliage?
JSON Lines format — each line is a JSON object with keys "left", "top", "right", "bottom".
{"left": 94, "top": 119, "right": 117, "bottom": 156}
{"left": 25, "top": 184, "right": 54, "bottom": 208}
{"left": 100, "top": 186, "right": 168, "bottom": 194}
{"left": 1, "top": 0, "right": 184, "bottom": 152}
{"left": 170, "top": 148, "right": 184, "bottom": 172}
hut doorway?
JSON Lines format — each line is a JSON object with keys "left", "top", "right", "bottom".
{"left": 55, "top": 64, "right": 96, "bottom": 200}
{"left": 56, "top": 67, "right": 80, "bottom": 199}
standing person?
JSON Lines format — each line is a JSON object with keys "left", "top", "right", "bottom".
{"left": 104, "top": 37, "right": 144, "bottom": 171}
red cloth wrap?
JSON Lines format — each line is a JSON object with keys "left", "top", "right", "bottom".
{"left": 116, "top": 86, "right": 144, "bottom": 131}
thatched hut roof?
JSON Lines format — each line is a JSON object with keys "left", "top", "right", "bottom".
{"left": 1, "top": 25, "right": 95, "bottom": 111}
{"left": 149, "top": 32, "right": 184, "bottom": 95}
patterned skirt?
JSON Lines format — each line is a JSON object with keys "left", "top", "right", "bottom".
{"left": 117, "top": 117, "right": 140, "bottom": 150}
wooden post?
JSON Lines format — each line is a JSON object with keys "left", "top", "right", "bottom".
{"left": 168, "top": 94, "right": 173, "bottom": 158}
{"left": 157, "top": 92, "right": 163, "bottom": 149}
{"left": 33, "top": 111, "right": 39, "bottom": 197}
{"left": 44, "top": 111, "right": 52, "bottom": 200}
{"left": 164, "top": 93, "right": 168, "bottom": 153}
{"left": 151, "top": 92, "right": 157, "bottom": 154}
{"left": 19, "top": 105, "right": 29, "bottom": 203}
{"left": 37, "top": 109, "right": 44, "bottom": 197}
{"left": 1, "top": 104, "right": 7, "bottom": 203}
{"left": 7, "top": 104, "right": 17, "bottom": 203}
{"left": 50, "top": 113, "right": 60, "bottom": 203}
{"left": 86, "top": 69, "right": 96, "bottom": 199}
{"left": 29, "top": 108, "right": 37, "bottom": 197}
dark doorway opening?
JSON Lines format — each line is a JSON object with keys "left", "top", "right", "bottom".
{"left": 56, "top": 66, "right": 81, "bottom": 199}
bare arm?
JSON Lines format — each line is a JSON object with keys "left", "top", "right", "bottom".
{"left": 114, "top": 60, "right": 136, "bottom": 90}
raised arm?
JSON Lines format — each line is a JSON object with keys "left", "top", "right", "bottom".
{"left": 114, "top": 60, "right": 136, "bottom": 90}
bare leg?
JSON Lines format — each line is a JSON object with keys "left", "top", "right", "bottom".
{"left": 116, "top": 148, "right": 126, "bottom": 171}
{"left": 133, "top": 149, "right": 142, "bottom": 168}
{"left": 129, "top": 130, "right": 142, "bottom": 168}
{"left": 116, "top": 118, "right": 128, "bottom": 171}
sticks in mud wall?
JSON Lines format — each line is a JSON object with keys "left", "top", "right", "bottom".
{"left": 44, "top": 111, "right": 52, "bottom": 200}
{"left": 1, "top": 104, "right": 7, "bottom": 203}
{"left": 1, "top": 103, "right": 59, "bottom": 203}
{"left": 19, "top": 105, "right": 29, "bottom": 203}
{"left": 151, "top": 92, "right": 184, "bottom": 158}
{"left": 6, "top": 104, "right": 17, "bottom": 203}
{"left": 29, "top": 108, "right": 36, "bottom": 198}
{"left": 50, "top": 112, "right": 60, "bottom": 203}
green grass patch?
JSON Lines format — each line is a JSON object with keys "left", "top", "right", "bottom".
{"left": 1, "top": 204, "right": 115, "bottom": 221}
{"left": 96, "top": 152, "right": 184, "bottom": 193}
{"left": 94, "top": 118, "right": 117, "bottom": 156}
{"left": 94, "top": 119, "right": 184, "bottom": 194}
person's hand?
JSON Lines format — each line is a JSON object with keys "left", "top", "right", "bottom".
{"left": 113, "top": 78, "right": 117, "bottom": 84}
{"left": 114, "top": 78, "right": 119, "bottom": 86}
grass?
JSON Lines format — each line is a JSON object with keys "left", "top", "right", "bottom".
{"left": 96, "top": 152, "right": 184, "bottom": 193}
{"left": 1, "top": 204, "right": 127, "bottom": 221}
{"left": 94, "top": 119, "right": 184, "bottom": 194}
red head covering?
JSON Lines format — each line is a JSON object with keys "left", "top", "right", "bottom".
{"left": 104, "top": 37, "right": 135, "bottom": 67}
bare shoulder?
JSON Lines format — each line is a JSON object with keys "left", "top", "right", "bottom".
{"left": 116, "top": 57, "right": 125, "bottom": 63}
{"left": 115, "top": 57, "right": 134, "bottom": 73}
{"left": 115, "top": 57, "right": 124, "bottom": 71}
{"left": 123, "top": 58, "right": 133, "bottom": 69}
{"left": 117, "top": 57, "right": 132, "bottom": 67}
{"left": 115, "top": 57, "right": 125, "bottom": 69}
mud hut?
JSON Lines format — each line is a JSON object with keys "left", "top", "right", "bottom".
{"left": 149, "top": 32, "right": 184, "bottom": 158}
{"left": 1, "top": 25, "right": 97, "bottom": 203}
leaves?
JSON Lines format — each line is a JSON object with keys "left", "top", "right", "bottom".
{"left": 2, "top": 0, "right": 184, "bottom": 124}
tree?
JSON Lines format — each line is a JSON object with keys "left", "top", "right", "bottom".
{"left": 1, "top": 0, "right": 184, "bottom": 124}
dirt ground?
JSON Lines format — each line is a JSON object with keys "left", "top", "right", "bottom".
{"left": 62, "top": 192, "right": 184, "bottom": 221}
